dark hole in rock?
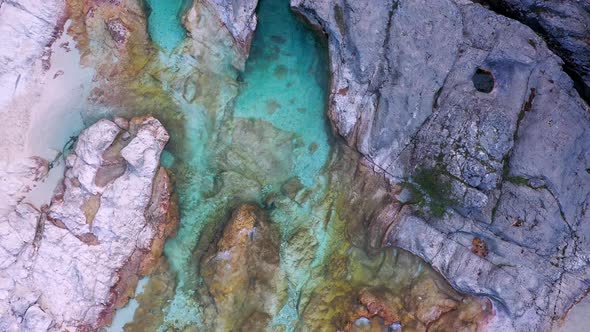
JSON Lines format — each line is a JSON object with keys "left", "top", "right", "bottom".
{"left": 472, "top": 68, "right": 495, "bottom": 93}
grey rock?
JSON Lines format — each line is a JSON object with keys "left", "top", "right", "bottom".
{"left": 293, "top": 0, "right": 590, "bottom": 330}
{"left": 481, "top": 0, "right": 590, "bottom": 101}
{"left": 206, "top": 0, "right": 259, "bottom": 53}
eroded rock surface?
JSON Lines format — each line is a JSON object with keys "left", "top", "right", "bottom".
{"left": 0, "top": 116, "right": 178, "bottom": 331}
{"left": 292, "top": 0, "right": 590, "bottom": 330}
{"left": 0, "top": 0, "right": 65, "bottom": 108}
{"left": 200, "top": 204, "right": 286, "bottom": 330}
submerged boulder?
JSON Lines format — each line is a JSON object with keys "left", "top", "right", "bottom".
{"left": 200, "top": 204, "right": 286, "bottom": 330}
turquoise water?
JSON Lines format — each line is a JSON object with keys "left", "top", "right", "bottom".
{"left": 233, "top": 0, "right": 330, "bottom": 187}
{"left": 154, "top": 0, "right": 333, "bottom": 329}
{"left": 144, "top": 0, "right": 189, "bottom": 50}
{"left": 108, "top": 0, "right": 487, "bottom": 330}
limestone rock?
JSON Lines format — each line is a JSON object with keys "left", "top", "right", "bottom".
{"left": 0, "top": 0, "right": 65, "bottom": 108}
{"left": 292, "top": 0, "right": 590, "bottom": 330}
{"left": 205, "top": 0, "right": 258, "bottom": 54}
{"left": 0, "top": 157, "right": 49, "bottom": 216}
{"left": 184, "top": 0, "right": 259, "bottom": 71}
{"left": 0, "top": 116, "right": 178, "bottom": 330}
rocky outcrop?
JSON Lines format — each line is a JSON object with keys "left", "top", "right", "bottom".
{"left": 183, "top": 0, "right": 259, "bottom": 72}
{"left": 200, "top": 204, "right": 286, "bottom": 330}
{"left": 0, "top": 157, "right": 49, "bottom": 216}
{"left": 292, "top": 0, "right": 590, "bottom": 330}
{"left": 205, "top": 0, "right": 259, "bottom": 55}
{"left": 480, "top": 0, "right": 590, "bottom": 101}
{"left": 0, "top": 116, "right": 178, "bottom": 331}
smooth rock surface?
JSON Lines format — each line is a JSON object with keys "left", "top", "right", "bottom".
{"left": 292, "top": 0, "right": 590, "bottom": 330}
{"left": 0, "top": 116, "right": 177, "bottom": 331}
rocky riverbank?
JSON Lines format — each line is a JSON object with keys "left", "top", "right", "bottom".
{"left": 292, "top": 0, "right": 590, "bottom": 330}
{"left": 1, "top": 0, "right": 588, "bottom": 330}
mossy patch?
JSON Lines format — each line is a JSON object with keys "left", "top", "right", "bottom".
{"left": 404, "top": 167, "right": 455, "bottom": 218}
{"left": 506, "top": 175, "right": 529, "bottom": 186}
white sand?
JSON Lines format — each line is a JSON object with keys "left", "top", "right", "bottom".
{"left": 0, "top": 20, "right": 95, "bottom": 213}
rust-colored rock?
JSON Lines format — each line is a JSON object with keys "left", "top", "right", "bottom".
{"left": 200, "top": 204, "right": 286, "bottom": 330}
{"left": 472, "top": 237, "right": 489, "bottom": 258}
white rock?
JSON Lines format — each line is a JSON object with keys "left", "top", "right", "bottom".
{"left": 0, "top": 117, "right": 175, "bottom": 330}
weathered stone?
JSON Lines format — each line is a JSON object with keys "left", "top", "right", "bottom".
{"left": 0, "top": 117, "right": 178, "bottom": 330}
{"left": 481, "top": 0, "right": 590, "bottom": 101}
{"left": 0, "top": 157, "right": 49, "bottom": 216}
{"left": 0, "top": 0, "right": 65, "bottom": 108}
{"left": 292, "top": 0, "right": 590, "bottom": 330}
{"left": 205, "top": 0, "right": 258, "bottom": 55}
{"left": 200, "top": 204, "right": 286, "bottom": 330}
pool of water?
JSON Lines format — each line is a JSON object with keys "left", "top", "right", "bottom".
{"left": 99, "top": 0, "right": 491, "bottom": 330}
{"left": 144, "top": 0, "right": 190, "bottom": 51}
{"left": 157, "top": 0, "right": 334, "bottom": 328}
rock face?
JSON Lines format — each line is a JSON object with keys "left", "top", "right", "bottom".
{"left": 205, "top": 0, "right": 259, "bottom": 55}
{"left": 0, "top": 116, "right": 178, "bottom": 331}
{"left": 292, "top": 0, "right": 590, "bottom": 330}
{"left": 481, "top": 0, "right": 590, "bottom": 101}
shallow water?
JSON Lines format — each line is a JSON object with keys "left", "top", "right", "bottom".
{"left": 90, "top": 0, "right": 491, "bottom": 330}
{"left": 144, "top": 0, "right": 190, "bottom": 51}
{"left": 158, "top": 0, "right": 334, "bottom": 327}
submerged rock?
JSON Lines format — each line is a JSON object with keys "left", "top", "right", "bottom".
{"left": 299, "top": 247, "right": 492, "bottom": 331}
{"left": 292, "top": 0, "right": 590, "bottom": 330}
{"left": 200, "top": 204, "right": 286, "bottom": 330}
{"left": 124, "top": 258, "right": 177, "bottom": 332}
{"left": 0, "top": 116, "right": 178, "bottom": 330}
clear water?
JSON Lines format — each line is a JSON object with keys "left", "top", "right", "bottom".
{"left": 144, "top": 0, "right": 189, "bottom": 51}
{"left": 93, "top": 0, "right": 489, "bottom": 330}
{"left": 233, "top": 0, "right": 330, "bottom": 187}
{"left": 158, "top": 0, "right": 333, "bottom": 328}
